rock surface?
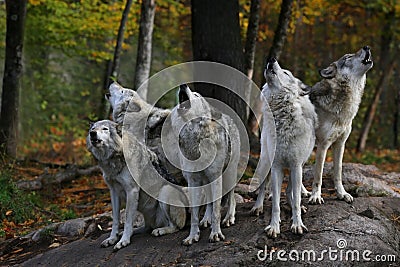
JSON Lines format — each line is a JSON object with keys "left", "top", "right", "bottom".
{"left": 1, "top": 163, "right": 399, "bottom": 266}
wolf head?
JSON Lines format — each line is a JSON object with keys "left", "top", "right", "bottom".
{"left": 319, "top": 46, "right": 373, "bottom": 80}
{"left": 106, "top": 82, "right": 171, "bottom": 142}
{"left": 86, "top": 120, "right": 123, "bottom": 161}
{"left": 176, "top": 84, "right": 222, "bottom": 121}
{"left": 263, "top": 58, "right": 309, "bottom": 98}
{"left": 106, "top": 82, "right": 145, "bottom": 124}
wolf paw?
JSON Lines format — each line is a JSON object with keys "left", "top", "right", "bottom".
{"left": 151, "top": 228, "right": 168, "bottom": 237}
{"left": 337, "top": 192, "right": 353, "bottom": 203}
{"left": 100, "top": 236, "right": 118, "bottom": 248}
{"left": 308, "top": 194, "right": 324, "bottom": 205}
{"left": 209, "top": 231, "right": 225, "bottom": 242}
{"left": 250, "top": 204, "right": 264, "bottom": 216}
{"left": 301, "top": 189, "right": 311, "bottom": 198}
{"left": 222, "top": 215, "right": 235, "bottom": 227}
{"left": 291, "top": 222, "right": 308, "bottom": 235}
{"left": 301, "top": 205, "right": 308, "bottom": 214}
{"left": 265, "top": 224, "right": 280, "bottom": 238}
{"left": 113, "top": 238, "right": 130, "bottom": 251}
{"left": 200, "top": 215, "right": 211, "bottom": 228}
{"left": 182, "top": 233, "right": 200, "bottom": 246}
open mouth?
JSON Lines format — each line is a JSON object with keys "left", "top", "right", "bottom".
{"left": 178, "top": 85, "right": 191, "bottom": 110}
{"left": 362, "top": 48, "right": 372, "bottom": 65}
{"left": 90, "top": 138, "right": 102, "bottom": 146}
{"left": 265, "top": 58, "right": 277, "bottom": 74}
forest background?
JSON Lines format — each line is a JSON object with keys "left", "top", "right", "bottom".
{"left": 0, "top": 0, "right": 399, "bottom": 241}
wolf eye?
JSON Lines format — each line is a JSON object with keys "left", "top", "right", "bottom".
{"left": 284, "top": 72, "right": 290, "bottom": 76}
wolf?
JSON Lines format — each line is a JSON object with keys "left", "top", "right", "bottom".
{"left": 250, "top": 67, "right": 313, "bottom": 216}
{"left": 170, "top": 84, "right": 240, "bottom": 245}
{"left": 260, "top": 58, "right": 318, "bottom": 237}
{"left": 106, "top": 82, "right": 235, "bottom": 228}
{"left": 87, "top": 120, "right": 187, "bottom": 250}
{"left": 308, "top": 46, "right": 373, "bottom": 205}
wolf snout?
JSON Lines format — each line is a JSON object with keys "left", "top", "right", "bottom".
{"left": 362, "top": 47, "right": 372, "bottom": 65}
{"left": 178, "top": 84, "right": 191, "bottom": 110}
{"left": 90, "top": 131, "right": 101, "bottom": 144}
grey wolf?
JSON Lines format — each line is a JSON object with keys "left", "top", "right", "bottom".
{"left": 308, "top": 46, "right": 373, "bottom": 204}
{"left": 106, "top": 82, "right": 235, "bottom": 229}
{"left": 87, "top": 120, "right": 187, "bottom": 250}
{"left": 250, "top": 67, "right": 312, "bottom": 216}
{"left": 170, "top": 84, "right": 240, "bottom": 245}
{"left": 260, "top": 58, "right": 318, "bottom": 237}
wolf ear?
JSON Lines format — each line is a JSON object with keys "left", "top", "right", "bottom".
{"left": 300, "top": 86, "right": 312, "bottom": 96}
{"left": 126, "top": 100, "right": 141, "bottom": 113}
{"left": 319, "top": 64, "right": 337, "bottom": 79}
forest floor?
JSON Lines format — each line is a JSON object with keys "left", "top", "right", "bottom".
{"left": 0, "top": 149, "right": 399, "bottom": 266}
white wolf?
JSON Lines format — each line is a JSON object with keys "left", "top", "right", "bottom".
{"left": 261, "top": 58, "right": 318, "bottom": 237}
{"left": 87, "top": 120, "right": 187, "bottom": 250}
{"left": 170, "top": 85, "right": 240, "bottom": 245}
{"left": 308, "top": 46, "right": 373, "bottom": 204}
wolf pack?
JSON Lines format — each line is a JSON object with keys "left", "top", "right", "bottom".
{"left": 87, "top": 46, "right": 373, "bottom": 250}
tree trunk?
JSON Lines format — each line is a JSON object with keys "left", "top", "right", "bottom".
{"left": 244, "top": 0, "right": 261, "bottom": 80}
{"left": 357, "top": 9, "right": 396, "bottom": 153}
{"left": 134, "top": 0, "right": 156, "bottom": 100}
{"left": 109, "top": 0, "right": 134, "bottom": 86}
{"left": 356, "top": 59, "right": 397, "bottom": 153}
{"left": 267, "top": 0, "right": 294, "bottom": 60}
{"left": 102, "top": 0, "right": 133, "bottom": 119}
{"left": 394, "top": 87, "right": 400, "bottom": 148}
{"left": 191, "top": 0, "right": 246, "bottom": 123}
{"left": 0, "top": 0, "right": 28, "bottom": 158}
{"left": 247, "top": 0, "right": 294, "bottom": 137}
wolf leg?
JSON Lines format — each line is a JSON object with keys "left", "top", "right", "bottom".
{"left": 101, "top": 187, "right": 120, "bottom": 248}
{"left": 332, "top": 131, "right": 353, "bottom": 203}
{"left": 222, "top": 189, "right": 236, "bottom": 227}
{"left": 200, "top": 204, "right": 212, "bottom": 228}
{"left": 182, "top": 176, "right": 202, "bottom": 246}
{"left": 251, "top": 172, "right": 271, "bottom": 216}
{"left": 290, "top": 165, "right": 308, "bottom": 234}
{"left": 113, "top": 187, "right": 139, "bottom": 251}
{"left": 265, "top": 166, "right": 283, "bottom": 238}
{"left": 309, "top": 144, "right": 328, "bottom": 204}
{"left": 209, "top": 177, "right": 224, "bottom": 242}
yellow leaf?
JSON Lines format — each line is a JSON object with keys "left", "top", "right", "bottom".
{"left": 6, "top": 210, "right": 13, "bottom": 216}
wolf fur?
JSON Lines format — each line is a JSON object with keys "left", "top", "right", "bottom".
{"left": 260, "top": 58, "right": 318, "bottom": 237}
{"left": 87, "top": 120, "right": 187, "bottom": 250}
{"left": 170, "top": 85, "right": 240, "bottom": 245}
{"left": 106, "top": 82, "right": 235, "bottom": 228}
{"left": 250, "top": 65, "right": 313, "bottom": 216}
{"left": 308, "top": 46, "right": 373, "bottom": 204}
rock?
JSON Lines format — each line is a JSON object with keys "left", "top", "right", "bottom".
{"left": 57, "top": 218, "right": 87, "bottom": 237}
{"left": 303, "top": 163, "right": 400, "bottom": 198}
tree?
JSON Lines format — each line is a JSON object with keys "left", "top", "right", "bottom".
{"left": 134, "top": 0, "right": 156, "bottom": 100}
{"left": 0, "top": 0, "right": 28, "bottom": 157}
{"left": 247, "top": 0, "right": 294, "bottom": 136}
{"left": 356, "top": 7, "right": 398, "bottom": 153}
{"left": 103, "top": 0, "right": 134, "bottom": 118}
{"left": 244, "top": 0, "right": 261, "bottom": 80}
{"left": 191, "top": 0, "right": 246, "bottom": 122}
